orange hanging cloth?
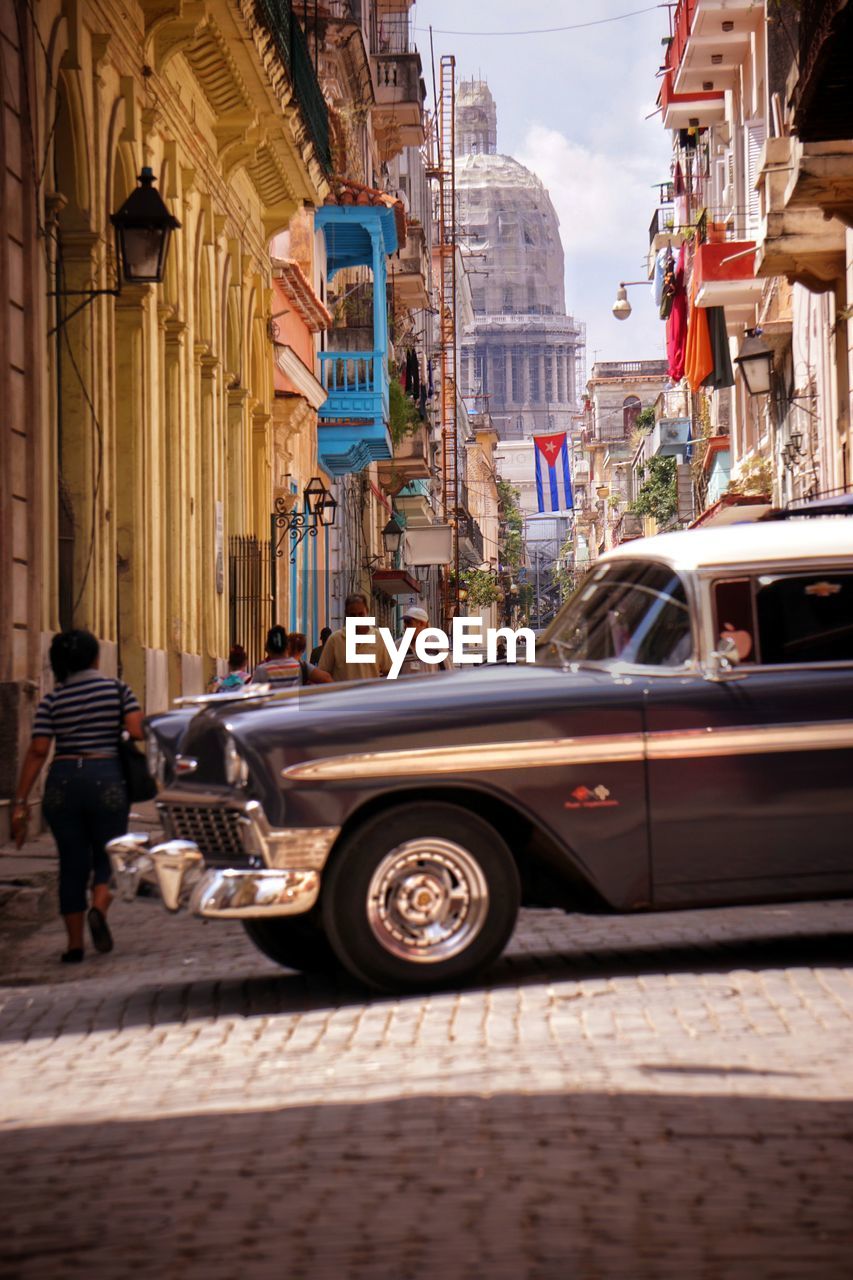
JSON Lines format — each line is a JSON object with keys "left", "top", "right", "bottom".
{"left": 685, "top": 281, "right": 714, "bottom": 391}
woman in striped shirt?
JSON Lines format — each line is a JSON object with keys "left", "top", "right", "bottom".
{"left": 11, "top": 630, "right": 144, "bottom": 964}
{"left": 250, "top": 625, "right": 332, "bottom": 688}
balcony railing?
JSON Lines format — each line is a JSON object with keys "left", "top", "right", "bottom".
{"left": 369, "top": 9, "right": 413, "bottom": 54}
{"left": 592, "top": 360, "right": 669, "bottom": 378}
{"left": 796, "top": 0, "right": 853, "bottom": 142}
{"left": 324, "top": 0, "right": 360, "bottom": 22}
{"left": 457, "top": 512, "right": 485, "bottom": 563}
{"left": 665, "top": 0, "right": 695, "bottom": 75}
{"left": 316, "top": 351, "right": 391, "bottom": 474}
{"left": 253, "top": 0, "right": 331, "bottom": 171}
{"left": 319, "top": 350, "right": 385, "bottom": 399}
{"left": 378, "top": 422, "right": 431, "bottom": 489}
{"left": 373, "top": 51, "right": 422, "bottom": 99}
{"left": 649, "top": 206, "right": 675, "bottom": 244}
{"left": 613, "top": 513, "right": 645, "bottom": 544}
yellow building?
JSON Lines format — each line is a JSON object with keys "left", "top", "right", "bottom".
{"left": 1, "top": 0, "right": 330, "bottom": 831}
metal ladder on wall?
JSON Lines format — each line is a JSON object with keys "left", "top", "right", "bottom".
{"left": 432, "top": 54, "right": 459, "bottom": 630}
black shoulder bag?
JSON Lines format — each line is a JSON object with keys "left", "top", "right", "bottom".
{"left": 115, "top": 682, "right": 157, "bottom": 802}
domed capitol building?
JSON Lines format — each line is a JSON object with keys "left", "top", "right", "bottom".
{"left": 456, "top": 81, "right": 585, "bottom": 550}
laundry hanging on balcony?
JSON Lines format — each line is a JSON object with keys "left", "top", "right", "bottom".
{"left": 702, "top": 307, "right": 735, "bottom": 390}
{"left": 654, "top": 246, "right": 674, "bottom": 311}
{"left": 404, "top": 348, "right": 420, "bottom": 399}
{"left": 666, "top": 244, "right": 688, "bottom": 382}
{"left": 673, "top": 160, "right": 688, "bottom": 230}
{"left": 685, "top": 282, "right": 714, "bottom": 392}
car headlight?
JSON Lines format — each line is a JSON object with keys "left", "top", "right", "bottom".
{"left": 223, "top": 735, "right": 250, "bottom": 788}
{"left": 144, "top": 731, "right": 166, "bottom": 788}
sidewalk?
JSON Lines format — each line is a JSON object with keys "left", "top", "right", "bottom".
{"left": 0, "top": 801, "right": 163, "bottom": 929}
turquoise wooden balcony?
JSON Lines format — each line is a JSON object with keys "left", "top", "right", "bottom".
{"left": 316, "top": 350, "right": 390, "bottom": 474}
{"left": 315, "top": 200, "right": 400, "bottom": 475}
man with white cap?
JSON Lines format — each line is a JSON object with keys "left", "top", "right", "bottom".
{"left": 397, "top": 605, "right": 449, "bottom": 675}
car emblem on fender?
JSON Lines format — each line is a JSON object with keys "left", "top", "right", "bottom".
{"left": 565, "top": 784, "right": 619, "bottom": 810}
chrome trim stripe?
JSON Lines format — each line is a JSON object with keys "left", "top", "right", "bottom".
{"left": 646, "top": 720, "right": 853, "bottom": 760}
{"left": 283, "top": 720, "right": 853, "bottom": 782}
{"left": 283, "top": 734, "right": 645, "bottom": 781}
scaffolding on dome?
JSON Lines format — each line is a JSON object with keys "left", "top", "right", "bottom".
{"left": 454, "top": 80, "right": 586, "bottom": 451}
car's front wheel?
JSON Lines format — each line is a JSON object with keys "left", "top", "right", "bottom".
{"left": 242, "top": 913, "right": 338, "bottom": 974}
{"left": 321, "top": 802, "right": 520, "bottom": 991}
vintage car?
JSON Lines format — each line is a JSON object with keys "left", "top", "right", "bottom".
{"left": 109, "top": 514, "right": 853, "bottom": 992}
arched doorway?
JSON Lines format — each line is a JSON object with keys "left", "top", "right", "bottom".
{"left": 623, "top": 395, "right": 642, "bottom": 435}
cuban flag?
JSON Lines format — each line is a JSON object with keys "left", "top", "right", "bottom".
{"left": 533, "top": 433, "right": 573, "bottom": 513}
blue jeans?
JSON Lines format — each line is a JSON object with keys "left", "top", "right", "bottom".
{"left": 42, "top": 759, "right": 129, "bottom": 915}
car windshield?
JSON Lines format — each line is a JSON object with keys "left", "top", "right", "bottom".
{"left": 540, "top": 560, "right": 692, "bottom": 668}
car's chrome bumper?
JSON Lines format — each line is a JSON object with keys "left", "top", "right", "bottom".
{"left": 106, "top": 832, "right": 321, "bottom": 919}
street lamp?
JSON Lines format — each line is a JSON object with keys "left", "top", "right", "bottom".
{"left": 734, "top": 328, "right": 774, "bottom": 397}
{"left": 272, "top": 476, "right": 337, "bottom": 564}
{"left": 381, "top": 515, "right": 404, "bottom": 557}
{"left": 110, "top": 167, "right": 181, "bottom": 285}
{"left": 611, "top": 280, "right": 650, "bottom": 322}
{"left": 303, "top": 476, "right": 338, "bottom": 525}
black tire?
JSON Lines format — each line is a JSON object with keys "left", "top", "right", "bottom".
{"left": 243, "top": 912, "right": 338, "bottom": 974}
{"left": 321, "top": 802, "right": 520, "bottom": 992}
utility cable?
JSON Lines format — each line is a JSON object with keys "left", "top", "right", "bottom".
{"left": 417, "top": 7, "right": 662, "bottom": 37}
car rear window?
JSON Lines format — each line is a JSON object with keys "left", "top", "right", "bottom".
{"left": 712, "top": 571, "right": 853, "bottom": 665}
{"left": 756, "top": 573, "right": 853, "bottom": 664}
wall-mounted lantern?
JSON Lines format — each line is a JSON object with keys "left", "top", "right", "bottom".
{"left": 381, "top": 515, "right": 404, "bottom": 558}
{"left": 110, "top": 167, "right": 181, "bottom": 285}
{"left": 272, "top": 476, "right": 337, "bottom": 564}
{"left": 734, "top": 328, "right": 774, "bottom": 397}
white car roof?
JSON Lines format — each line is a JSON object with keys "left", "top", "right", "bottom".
{"left": 600, "top": 516, "right": 853, "bottom": 572}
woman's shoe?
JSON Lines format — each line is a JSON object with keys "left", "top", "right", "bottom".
{"left": 87, "top": 907, "right": 113, "bottom": 954}
{"left": 61, "top": 948, "right": 84, "bottom": 964}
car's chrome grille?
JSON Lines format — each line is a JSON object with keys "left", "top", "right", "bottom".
{"left": 160, "top": 803, "right": 250, "bottom": 867}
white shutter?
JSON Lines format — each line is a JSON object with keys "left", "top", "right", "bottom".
{"left": 744, "top": 121, "right": 765, "bottom": 238}
{"left": 719, "top": 148, "right": 734, "bottom": 217}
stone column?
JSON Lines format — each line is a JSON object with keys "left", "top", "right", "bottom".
{"left": 56, "top": 229, "right": 101, "bottom": 631}
{"left": 199, "top": 350, "right": 220, "bottom": 686}
{"left": 114, "top": 284, "right": 151, "bottom": 701}
{"left": 163, "top": 313, "right": 186, "bottom": 699}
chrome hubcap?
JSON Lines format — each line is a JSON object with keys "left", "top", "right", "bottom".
{"left": 366, "top": 838, "right": 489, "bottom": 964}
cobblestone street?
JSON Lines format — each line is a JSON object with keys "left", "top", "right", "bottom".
{"left": 2, "top": 896, "right": 853, "bottom": 1278}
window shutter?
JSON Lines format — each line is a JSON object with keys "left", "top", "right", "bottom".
{"left": 744, "top": 121, "right": 765, "bottom": 237}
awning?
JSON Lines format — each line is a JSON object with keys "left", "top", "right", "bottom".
{"left": 690, "top": 494, "right": 773, "bottom": 528}
{"left": 371, "top": 569, "right": 422, "bottom": 598}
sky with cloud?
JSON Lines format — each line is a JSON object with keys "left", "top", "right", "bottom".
{"left": 416, "top": 0, "right": 674, "bottom": 372}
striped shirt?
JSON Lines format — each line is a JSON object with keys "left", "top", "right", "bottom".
{"left": 32, "top": 670, "right": 140, "bottom": 756}
{"left": 250, "top": 657, "right": 302, "bottom": 688}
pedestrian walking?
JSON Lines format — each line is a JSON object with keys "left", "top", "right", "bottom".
{"left": 309, "top": 626, "right": 332, "bottom": 666}
{"left": 317, "top": 593, "right": 392, "bottom": 682}
{"left": 251, "top": 626, "right": 331, "bottom": 687}
{"left": 398, "top": 606, "right": 449, "bottom": 674}
{"left": 250, "top": 625, "right": 302, "bottom": 687}
{"left": 287, "top": 632, "right": 332, "bottom": 685}
{"left": 209, "top": 643, "right": 251, "bottom": 692}
{"left": 10, "top": 629, "right": 143, "bottom": 964}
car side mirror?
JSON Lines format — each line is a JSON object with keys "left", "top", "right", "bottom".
{"left": 707, "top": 633, "right": 742, "bottom": 679}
